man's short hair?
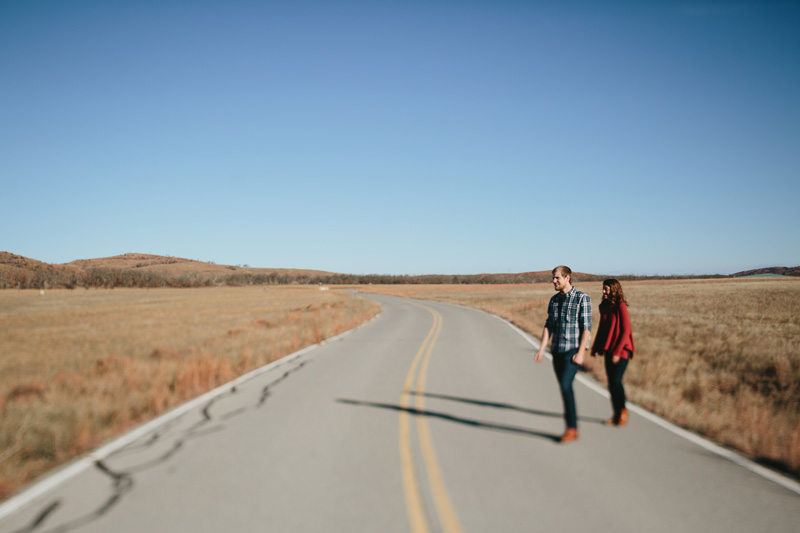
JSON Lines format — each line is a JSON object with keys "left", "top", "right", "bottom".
{"left": 553, "top": 265, "right": 572, "bottom": 279}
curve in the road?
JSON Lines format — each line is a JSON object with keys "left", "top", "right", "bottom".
{"left": 399, "top": 302, "right": 463, "bottom": 533}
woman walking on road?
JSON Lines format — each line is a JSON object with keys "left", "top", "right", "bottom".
{"left": 591, "top": 279, "right": 635, "bottom": 426}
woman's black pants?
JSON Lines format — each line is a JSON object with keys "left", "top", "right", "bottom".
{"left": 604, "top": 354, "right": 629, "bottom": 415}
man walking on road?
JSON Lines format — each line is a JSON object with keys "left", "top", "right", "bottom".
{"left": 535, "top": 265, "right": 592, "bottom": 443}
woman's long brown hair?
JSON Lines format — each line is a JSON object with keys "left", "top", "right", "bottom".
{"left": 603, "top": 278, "right": 627, "bottom": 308}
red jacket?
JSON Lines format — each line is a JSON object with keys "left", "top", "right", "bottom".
{"left": 592, "top": 300, "right": 635, "bottom": 359}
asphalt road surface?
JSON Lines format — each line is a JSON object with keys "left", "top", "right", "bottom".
{"left": 1, "top": 294, "right": 798, "bottom": 532}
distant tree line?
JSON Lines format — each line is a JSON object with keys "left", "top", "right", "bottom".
{"left": 222, "top": 272, "right": 731, "bottom": 286}
{"left": 0, "top": 268, "right": 213, "bottom": 289}
{"left": 1, "top": 267, "right": 734, "bottom": 290}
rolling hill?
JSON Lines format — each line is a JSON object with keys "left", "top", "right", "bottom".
{"left": 65, "top": 253, "right": 334, "bottom": 278}
{"left": 731, "top": 266, "right": 800, "bottom": 277}
{"left": 0, "top": 252, "right": 335, "bottom": 289}
{"left": 2, "top": 251, "right": 797, "bottom": 289}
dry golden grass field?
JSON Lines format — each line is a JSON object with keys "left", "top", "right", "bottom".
{"left": 362, "top": 278, "right": 800, "bottom": 479}
{"left": 2, "top": 278, "right": 798, "bottom": 503}
{"left": 0, "top": 286, "right": 379, "bottom": 501}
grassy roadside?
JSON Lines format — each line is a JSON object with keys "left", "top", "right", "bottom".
{"left": 361, "top": 279, "right": 800, "bottom": 478}
{"left": 0, "top": 286, "right": 380, "bottom": 501}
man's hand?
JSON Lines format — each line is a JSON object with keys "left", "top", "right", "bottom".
{"left": 536, "top": 327, "right": 550, "bottom": 364}
{"left": 574, "top": 329, "right": 590, "bottom": 366}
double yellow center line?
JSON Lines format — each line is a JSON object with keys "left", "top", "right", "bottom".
{"left": 399, "top": 304, "right": 463, "bottom": 533}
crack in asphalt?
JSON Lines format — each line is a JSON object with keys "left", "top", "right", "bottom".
{"left": 6, "top": 358, "right": 311, "bottom": 533}
{"left": 257, "top": 361, "right": 307, "bottom": 407}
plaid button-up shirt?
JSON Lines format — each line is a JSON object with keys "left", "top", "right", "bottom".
{"left": 545, "top": 287, "right": 592, "bottom": 353}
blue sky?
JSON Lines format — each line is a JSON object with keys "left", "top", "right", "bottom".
{"left": 2, "top": 0, "right": 798, "bottom": 276}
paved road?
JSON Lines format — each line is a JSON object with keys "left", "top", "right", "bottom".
{"left": 1, "top": 294, "right": 798, "bottom": 532}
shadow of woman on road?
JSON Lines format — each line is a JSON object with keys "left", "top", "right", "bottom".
{"left": 412, "top": 391, "right": 608, "bottom": 425}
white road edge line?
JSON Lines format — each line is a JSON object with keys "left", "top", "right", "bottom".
{"left": 0, "top": 312, "right": 382, "bottom": 521}
{"left": 496, "top": 314, "right": 800, "bottom": 496}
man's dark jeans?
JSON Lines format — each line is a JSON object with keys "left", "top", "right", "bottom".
{"left": 552, "top": 348, "right": 580, "bottom": 429}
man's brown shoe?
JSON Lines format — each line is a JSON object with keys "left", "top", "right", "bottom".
{"left": 618, "top": 408, "right": 629, "bottom": 426}
{"left": 560, "top": 428, "right": 579, "bottom": 443}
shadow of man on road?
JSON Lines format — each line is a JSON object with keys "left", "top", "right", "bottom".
{"left": 338, "top": 398, "right": 563, "bottom": 442}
